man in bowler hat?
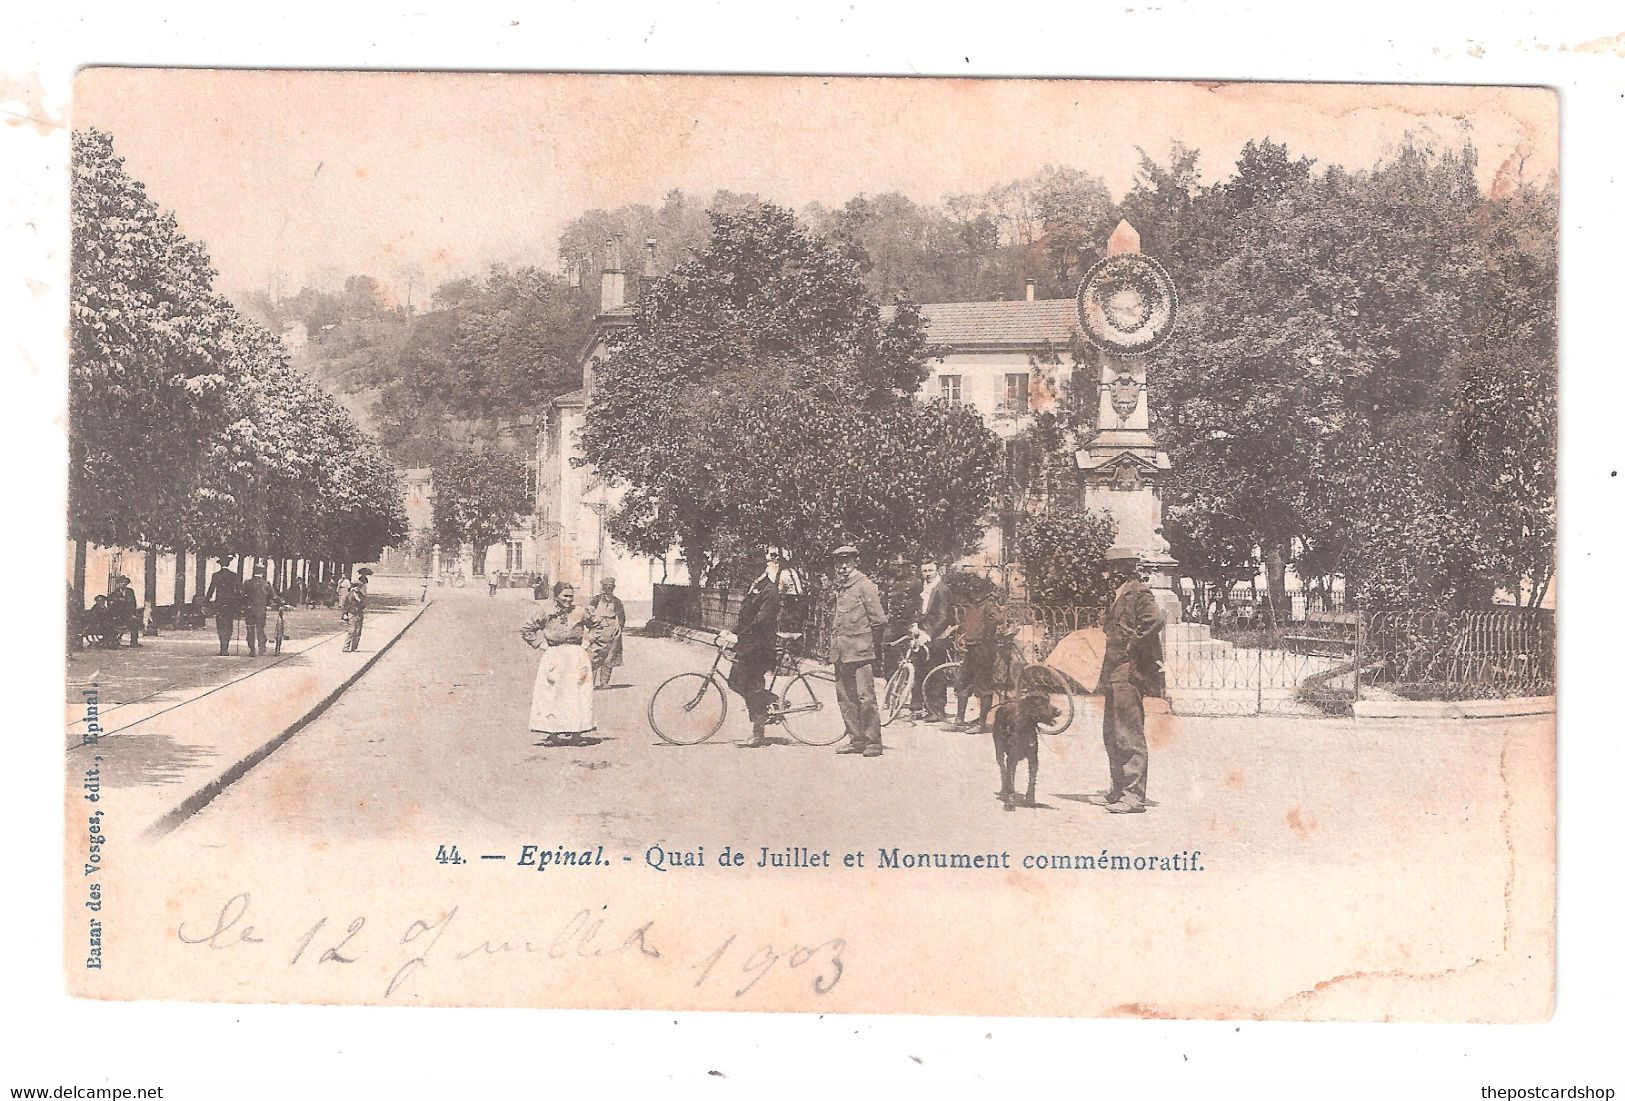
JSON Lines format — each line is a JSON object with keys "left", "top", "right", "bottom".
{"left": 203, "top": 558, "right": 243, "bottom": 656}
{"left": 1096, "top": 546, "right": 1166, "bottom": 813}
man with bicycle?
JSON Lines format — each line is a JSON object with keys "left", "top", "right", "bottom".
{"left": 907, "top": 560, "right": 951, "bottom": 721}
{"left": 720, "top": 549, "right": 787, "bottom": 748}
{"left": 948, "top": 575, "right": 1005, "bottom": 733}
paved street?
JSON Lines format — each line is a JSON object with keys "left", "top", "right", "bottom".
{"left": 173, "top": 590, "right": 1548, "bottom": 883}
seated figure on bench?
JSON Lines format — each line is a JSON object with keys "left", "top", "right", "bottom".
{"left": 82, "top": 595, "right": 118, "bottom": 649}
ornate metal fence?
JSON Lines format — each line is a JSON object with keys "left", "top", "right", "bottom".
{"left": 1361, "top": 608, "right": 1554, "bottom": 698}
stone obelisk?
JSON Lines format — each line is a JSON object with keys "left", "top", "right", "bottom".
{"left": 1074, "top": 220, "right": 1182, "bottom": 622}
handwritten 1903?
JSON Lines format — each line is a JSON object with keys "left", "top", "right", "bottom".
{"left": 177, "top": 893, "right": 846, "bottom": 1000}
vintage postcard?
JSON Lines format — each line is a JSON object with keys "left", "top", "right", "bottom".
{"left": 64, "top": 70, "right": 1556, "bottom": 1020}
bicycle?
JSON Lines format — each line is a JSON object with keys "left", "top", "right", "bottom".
{"left": 648, "top": 634, "right": 845, "bottom": 746}
{"left": 918, "top": 628, "right": 1076, "bottom": 736}
{"left": 881, "top": 631, "right": 949, "bottom": 726}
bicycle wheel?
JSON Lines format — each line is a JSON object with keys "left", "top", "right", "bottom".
{"left": 921, "top": 661, "right": 976, "bottom": 724}
{"left": 1018, "top": 663, "right": 1076, "bottom": 736}
{"left": 648, "top": 673, "right": 728, "bottom": 745}
{"left": 880, "top": 662, "right": 915, "bottom": 727}
{"left": 776, "top": 673, "right": 844, "bottom": 746}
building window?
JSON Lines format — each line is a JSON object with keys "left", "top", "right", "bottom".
{"left": 939, "top": 374, "right": 962, "bottom": 406}
{"left": 1004, "top": 373, "right": 1030, "bottom": 414}
{"left": 505, "top": 540, "right": 524, "bottom": 572}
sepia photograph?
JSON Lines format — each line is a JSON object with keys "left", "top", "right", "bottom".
{"left": 56, "top": 70, "right": 1563, "bottom": 1026}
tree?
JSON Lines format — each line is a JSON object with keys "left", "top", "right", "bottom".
{"left": 1017, "top": 505, "right": 1117, "bottom": 606}
{"left": 1147, "top": 137, "right": 1550, "bottom": 607}
{"left": 71, "top": 127, "right": 409, "bottom": 583}
{"left": 69, "top": 128, "right": 234, "bottom": 550}
{"left": 1030, "top": 165, "right": 1118, "bottom": 288}
{"left": 431, "top": 446, "right": 530, "bottom": 567}
{"left": 579, "top": 203, "right": 1002, "bottom": 581}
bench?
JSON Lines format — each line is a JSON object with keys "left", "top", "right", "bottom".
{"left": 1284, "top": 610, "right": 1360, "bottom": 656}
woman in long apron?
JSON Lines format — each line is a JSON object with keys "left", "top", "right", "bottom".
{"left": 520, "top": 582, "right": 595, "bottom": 746}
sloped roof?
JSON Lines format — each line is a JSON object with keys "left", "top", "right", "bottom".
{"left": 552, "top": 388, "right": 587, "bottom": 408}
{"left": 883, "top": 299, "right": 1082, "bottom": 349}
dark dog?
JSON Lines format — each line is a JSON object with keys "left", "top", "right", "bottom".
{"left": 991, "top": 690, "right": 1060, "bottom": 811}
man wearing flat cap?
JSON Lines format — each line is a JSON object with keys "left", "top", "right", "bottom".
{"left": 829, "top": 545, "right": 888, "bottom": 758}
{"left": 1096, "top": 545, "right": 1165, "bottom": 813}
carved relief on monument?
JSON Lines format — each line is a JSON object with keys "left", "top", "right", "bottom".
{"left": 1109, "top": 371, "right": 1140, "bottom": 424}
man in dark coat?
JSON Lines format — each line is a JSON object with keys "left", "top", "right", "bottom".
{"left": 1096, "top": 546, "right": 1166, "bottom": 814}
{"left": 204, "top": 558, "right": 242, "bottom": 656}
{"left": 341, "top": 569, "right": 370, "bottom": 652}
{"left": 109, "top": 575, "right": 142, "bottom": 648}
{"left": 241, "top": 563, "right": 282, "bottom": 657}
{"left": 724, "top": 551, "right": 785, "bottom": 748}
{"left": 908, "top": 561, "right": 951, "bottom": 720}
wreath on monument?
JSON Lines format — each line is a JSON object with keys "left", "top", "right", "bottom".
{"left": 1076, "top": 254, "right": 1179, "bottom": 356}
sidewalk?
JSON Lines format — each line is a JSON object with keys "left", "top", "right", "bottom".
{"left": 67, "top": 597, "right": 430, "bottom": 839}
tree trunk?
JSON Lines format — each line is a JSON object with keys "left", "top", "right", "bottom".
{"left": 194, "top": 553, "right": 208, "bottom": 601}
{"left": 143, "top": 547, "right": 159, "bottom": 612}
{"left": 174, "top": 548, "right": 188, "bottom": 606}
{"left": 1263, "top": 541, "right": 1288, "bottom": 629}
{"left": 73, "top": 539, "right": 89, "bottom": 604}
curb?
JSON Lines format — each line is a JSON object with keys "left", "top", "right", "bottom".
{"left": 1351, "top": 695, "right": 1555, "bottom": 720}
{"left": 144, "top": 602, "right": 431, "bottom": 840}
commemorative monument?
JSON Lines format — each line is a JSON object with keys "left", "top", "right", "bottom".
{"left": 1074, "top": 219, "right": 1183, "bottom": 622}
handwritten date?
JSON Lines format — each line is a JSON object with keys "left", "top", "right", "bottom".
{"left": 175, "top": 893, "right": 845, "bottom": 1001}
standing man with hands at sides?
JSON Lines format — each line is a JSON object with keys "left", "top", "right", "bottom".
{"left": 1096, "top": 546, "right": 1166, "bottom": 814}
{"left": 241, "top": 563, "right": 283, "bottom": 657}
{"left": 830, "top": 545, "right": 888, "bottom": 758}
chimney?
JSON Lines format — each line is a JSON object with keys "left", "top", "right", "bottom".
{"left": 1025, "top": 278, "right": 1036, "bottom": 302}
{"left": 643, "top": 237, "right": 658, "bottom": 279}
{"left": 599, "top": 235, "right": 626, "bottom": 313}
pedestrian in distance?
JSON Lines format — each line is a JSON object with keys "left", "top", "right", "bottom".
{"left": 241, "top": 563, "right": 283, "bottom": 658}
{"left": 109, "top": 574, "right": 141, "bottom": 648}
{"left": 341, "top": 568, "right": 370, "bottom": 652}
{"left": 203, "top": 558, "right": 242, "bottom": 656}
{"left": 829, "top": 545, "right": 888, "bottom": 758}
{"left": 520, "top": 582, "right": 595, "bottom": 747}
{"left": 337, "top": 575, "right": 353, "bottom": 618}
{"left": 722, "top": 550, "right": 787, "bottom": 748}
{"left": 585, "top": 577, "right": 626, "bottom": 689}
{"left": 1095, "top": 546, "right": 1166, "bottom": 814}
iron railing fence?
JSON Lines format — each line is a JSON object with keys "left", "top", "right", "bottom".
{"left": 1362, "top": 607, "right": 1554, "bottom": 697}
{"left": 652, "top": 582, "right": 1554, "bottom": 708}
